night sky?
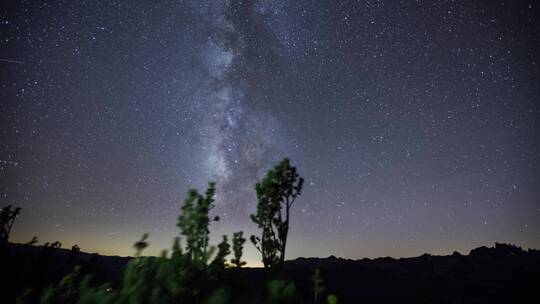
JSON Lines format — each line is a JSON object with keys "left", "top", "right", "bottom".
{"left": 1, "top": 1, "right": 539, "bottom": 266}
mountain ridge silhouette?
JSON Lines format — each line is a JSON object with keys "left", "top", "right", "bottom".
{"left": 3, "top": 242, "right": 539, "bottom": 303}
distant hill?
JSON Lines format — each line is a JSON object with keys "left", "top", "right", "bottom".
{"left": 282, "top": 243, "right": 540, "bottom": 303}
{"left": 2, "top": 242, "right": 539, "bottom": 303}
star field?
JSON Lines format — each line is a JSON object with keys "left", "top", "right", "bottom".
{"left": 1, "top": 0, "right": 539, "bottom": 265}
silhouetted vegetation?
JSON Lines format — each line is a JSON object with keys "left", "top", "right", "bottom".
{"left": 1, "top": 205, "right": 21, "bottom": 245}
{"left": 231, "top": 231, "right": 246, "bottom": 268}
{"left": 1, "top": 158, "right": 539, "bottom": 303}
{"left": 8, "top": 174, "right": 314, "bottom": 303}
{"left": 177, "top": 182, "right": 219, "bottom": 262}
{"left": 25, "top": 236, "right": 38, "bottom": 246}
{"left": 312, "top": 268, "right": 324, "bottom": 304}
{"left": 250, "top": 158, "right": 304, "bottom": 268}
{"left": 2, "top": 159, "right": 332, "bottom": 303}
{"left": 133, "top": 233, "right": 149, "bottom": 257}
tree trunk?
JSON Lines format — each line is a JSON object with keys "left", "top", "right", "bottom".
{"left": 281, "top": 204, "right": 290, "bottom": 264}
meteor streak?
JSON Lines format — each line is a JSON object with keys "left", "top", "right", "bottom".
{"left": 0, "top": 58, "right": 25, "bottom": 64}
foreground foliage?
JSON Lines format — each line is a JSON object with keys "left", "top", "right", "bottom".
{"left": 9, "top": 158, "right": 338, "bottom": 303}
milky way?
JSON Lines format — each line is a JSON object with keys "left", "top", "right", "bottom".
{"left": 188, "top": 1, "right": 291, "bottom": 218}
{"left": 1, "top": 1, "right": 539, "bottom": 264}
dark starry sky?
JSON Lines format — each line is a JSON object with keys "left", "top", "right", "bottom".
{"left": 1, "top": 0, "right": 539, "bottom": 265}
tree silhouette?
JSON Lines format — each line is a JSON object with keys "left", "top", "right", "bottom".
{"left": 0, "top": 205, "right": 21, "bottom": 244}
{"left": 231, "top": 231, "right": 247, "bottom": 268}
{"left": 25, "top": 236, "right": 39, "bottom": 245}
{"left": 71, "top": 244, "right": 80, "bottom": 253}
{"left": 50, "top": 241, "right": 62, "bottom": 249}
{"left": 250, "top": 158, "right": 304, "bottom": 267}
{"left": 210, "top": 235, "right": 231, "bottom": 274}
{"left": 177, "top": 182, "right": 219, "bottom": 262}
